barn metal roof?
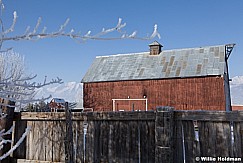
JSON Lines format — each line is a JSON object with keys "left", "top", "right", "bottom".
{"left": 82, "top": 44, "right": 230, "bottom": 83}
{"left": 51, "top": 98, "right": 65, "bottom": 103}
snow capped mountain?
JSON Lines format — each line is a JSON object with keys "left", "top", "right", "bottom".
{"left": 230, "top": 76, "right": 243, "bottom": 105}
{"left": 231, "top": 76, "right": 243, "bottom": 85}
{"left": 35, "top": 82, "right": 83, "bottom": 104}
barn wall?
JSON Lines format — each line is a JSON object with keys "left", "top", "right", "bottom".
{"left": 83, "top": 76, "right": 226, "bottom": 111}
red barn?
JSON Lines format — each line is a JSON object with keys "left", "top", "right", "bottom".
{"left": 49, "top": 98, "right": 65, "bottom": 112}
{"left": 82, "top": 42, "right": 235, "bottom": 112}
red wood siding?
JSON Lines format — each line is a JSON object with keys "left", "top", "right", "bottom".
{"left": 232, "top": 105, "right": 243, "bottom": 111}
{"left": 83, "top": 76, "right": 226, "bottom": 111}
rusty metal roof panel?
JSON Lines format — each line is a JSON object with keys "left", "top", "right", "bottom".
{"left": 82, "top": 45, "right": 228, "bottom": 83}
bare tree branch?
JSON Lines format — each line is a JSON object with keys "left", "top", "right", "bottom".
{"left": 1, "top": 15, "right": 160, "bottom": 43}
{"left": 0, "top": 126, "right": 31, "bottom": 160}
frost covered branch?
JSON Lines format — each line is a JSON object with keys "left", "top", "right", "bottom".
{"left": 3, "top": 11, "right": 17, "bottom": 35}
{"left": 1, "top": 13, "right": 160, "bottom": 44}
{"left": 0, "top": 126, "right": 31, "bottom": 160}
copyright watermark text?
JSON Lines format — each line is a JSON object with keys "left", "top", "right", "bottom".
{"left": 195, "top": 156, "right": 241, "bottom": 162}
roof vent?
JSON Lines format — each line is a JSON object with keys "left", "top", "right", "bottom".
{"left": 149, "top": 41, "right": 163, "bottom": 55}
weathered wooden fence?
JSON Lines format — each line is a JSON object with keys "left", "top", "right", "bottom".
{"left": 13, "top": 111, "right": 156, "bottom": 163}
{"left": 174, "top": 110, "right": 243, "bottom": 162}
{"left": 8, "top": 109, "right": 243, "bottom": 162}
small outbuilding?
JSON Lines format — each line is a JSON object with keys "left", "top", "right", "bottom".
{"left": 81, "top": 41, "right": 235, "bottom": 112}
{"left": 49, "top": 98, "right": 65, "bottom": 112}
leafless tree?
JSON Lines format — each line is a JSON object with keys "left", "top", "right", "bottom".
{"left": 0, "top": 51, "right": 63, "bottom": 108}
{"left": 0, "top": 50, "right": 63, "bottom": 161}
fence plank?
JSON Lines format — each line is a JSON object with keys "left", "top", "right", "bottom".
{"left": 199, "top": 121, "right": 232, "bottom": 158}
{"left": 113, "top": 121, "right": 120, "bottom": 162}
{"left": 215, "top": 122, "right": 231, "bottom": 157}
{"left": 75, "top": 121, "right": 84, "bottom": 163}
{"left": 72, "top": 121, "right": 78, "bottom": 162}
{"left": 140, "top": 121, "right": 148, "bottom": 162}
{"left": 183, "top": 121, "right": 194, "bottom": 162}
{"left": 182, "top": 120, "right": 200, "bottom": 163}
{"left": 148, "top": 121, "right": 155, "bottom": 163}
{"left": 44, "top": 121, "right": 53, "bottom": 161}
{"left": 108, "top": 123, "right": 115, "bottom": 163}
{"left": 87, "top": 121, "right": 95, "bottom": 162}
{"left": 53, "top": 120, "right": 65, "bottom": 162}
{"left": 173, "top": 120, "right": 184, "bottom": 163}
{"left": 92, "top": 121, "right": 101, "bottom": 163}
{"left": 27, "top": 121, "right": 43, "bottom": 160}
{"left": 65, "top": 103, "right": 74, "bottom": 163}
{"left": 126, "top": 121, "right": 132, "bottom": 162}
{"left": 155, "top": 108, "right": 174, "bottom": 163}
{"left": 25, "top": 121, "right": 31, "bottom": 160}
{"left": 233, "top": 122, "right": 243, "bottom": 158}
{"left": 13, "top": 120, "right": 27, "bottom": 159}
{"left": 103, "top": 121, "right": 110, "bottom": 162}
{"left": 199, "top": 121, "right": 217, "bottom": 157}
{"left": 132, "top": 121, "right": 139, "bottom": 162}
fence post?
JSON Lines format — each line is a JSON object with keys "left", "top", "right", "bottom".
{"left": 155, "top": 106, "right": 174, "bottom": 163}
{"left": 65, "top": 102, "right": 74, "bottom": 163}
{"left": 0, "top": 100, "right": 15, "bottom": 163}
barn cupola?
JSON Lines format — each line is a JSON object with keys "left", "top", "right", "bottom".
{"left": 149, "top": 41, "right": 163, "bottom": 55}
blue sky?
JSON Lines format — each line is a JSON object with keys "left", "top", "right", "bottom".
{"left": 2, "top": 0, "right": 243, "bottom": 83}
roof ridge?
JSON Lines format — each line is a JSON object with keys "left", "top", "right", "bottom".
{"left": 96, "top": 44, "right": 231, "bottom": 58}
{"left": 96, "top": 51, "right": 149, "bottom": 58}
{"left": 164, "top": 44, "right": 228, "bottom": 52}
